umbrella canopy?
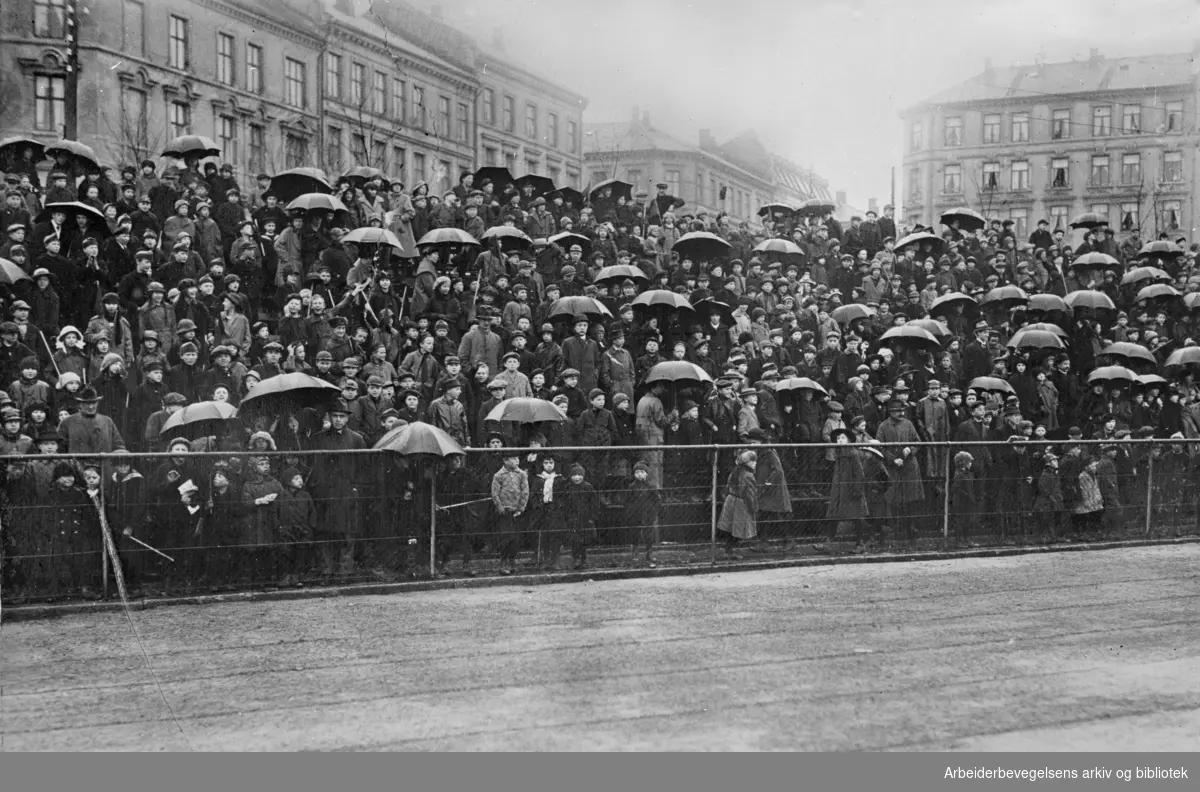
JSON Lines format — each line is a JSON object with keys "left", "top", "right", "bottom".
{"left": 1064, "top": 290, "right": 1116, "bottom": 311}
{"left": 1101, "top": 342, "right": 1156, "bottom": 367}
{"left": 479, "top": 225, "right": 533, "bottom": 253}
{"left": 672, "top": 231, "right": 731, "bottom": 260}
{"left": 0, "top": 136, "right": 45, "bottom": 164}
{"left": 589, "top": 179, "right": 634, "bottom": 203}
{"left": 1137, "top": 374, "right": 1169, "bottom": 388}
{"left": 35, "top": 201, "right": 109, "bottom": 236}
{"left": 0, "top": 257, "right": 31, "bottom": 286}
{"left": 758, "top": 202, "right": 797, "bottom": 219}
{"left": 1070, "top": 251, "right": 1121, "bottom": 271}
{"left": 775, "top": 377, "right": 829, "bottom": 396}
{"left": 1022, "top": 322, "right": 1070, "bottom": 338}
{"left": 1087, "top": 366, "right": 1138, "bottom": 385}
{"left": 968, "top": 376, "right": 1016, "bottom": 396}
{"left": 1026, "top": 294, "right": 1072, "bottom": 316}
{"left": 1164, "top": 346, "right": 1200, "bottom": 372}
{"left": 1137, "top": 240, "right": 1184, "bottom": 262}
{"left": 1135, "top": 283, "right": 1182, "bottom": 303}
{"left": 691, "top": 298, "right": 735, "bottom": 326}
{"left": 45, "top": 139, "right": 99, "bottom": 169}
{"left": 939, "top": 207, "right": 987, "bottom": 232}
{"left": 593, "top": 264, "right": 648, "bottom": 288}
{"left": 631, "top": 289, "right": 694, "bottom": 313}
{"left": 416, "top": 228, "right": 481, "bottom": 247}
{"left": 473, "top": 166, "right": 514, "bottom": 194}
{"left": 879, "top": 325, "right": 941, "bottom": 351}
{"left": 894, "top": 230, "right": 946, "bottom": 256}
{"left": 546, "top": 296, "right": 613, "bottom": 323}
{"left": 548, "top": 231, "right": 591, "bottom": 252}
{"left": 643, "top": 361, "right": 713, "bottom": 387}
{"left": 547, "top": 187, "right": 584, "bottom": 206}
{"left": 239, "top": 372, "right": 342, "bottom": 414}
{"left": 163, "top": 134, "right": 221, "bottom": 159}
{"left": 267, "top": 168, "right": 331, "bottom": 203}
{"left": 831, "top": 304, "right": 876, "bottom": 325}
{"left": 512, "top": 174, "right": 555, "bottom": 199}
{"left": 1185, "top": 293, "right": 1200, "bottom": 311}
{"left": 979, "top": 285, "right": 1029, "bottom": 309}
{"left": 374, "top": 421, "right": 466, "bottom": 456}
{"left": 341, "top": 227, "right": 403, "bottom": 250}
{"left": 486, "top": 398, "right": 567, "bottom": 425}
{"left": 907, "top": 318, "right": 952, "bottom": 342}
{"left": 1069, "top": 212, "right": 1109, "bottom": 230}
{"left": 753, "top": 238, "right": 803, "bottom": 255}
{"left": 286, "top": 193, "right": 349, "bottom": 215}
{"left": 339, "top": 165, "right": 387, "bottom": 187}
{"left": 1122, "top": 266, "right": 1171, "bottom": 286}
{"left": 796, "top": 198, "right": 835, "bottom": 218}
{"left": 929, "top": 292, "right": 977, "bottom": 317}
{"left": 159, "top": 400, "right": 238, "bottom": 436}
{"left": 1008, "top": 329, "right": 1065, "bottom": 351}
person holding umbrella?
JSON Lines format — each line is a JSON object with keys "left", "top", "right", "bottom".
{"left": 635, "top": 381, "right": 676, "bottom": 490}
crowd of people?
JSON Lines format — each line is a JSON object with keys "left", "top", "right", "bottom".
{"left": 1, "top": 138, "right": 1199, "bottom": 598}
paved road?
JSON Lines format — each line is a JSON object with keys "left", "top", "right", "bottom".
{"left": 3, "top": 544, "right": 1198, "bottom": 751}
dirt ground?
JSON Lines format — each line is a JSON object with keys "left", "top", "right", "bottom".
{"left": 2, "top": 544, "right": 1198, "bottom": 751}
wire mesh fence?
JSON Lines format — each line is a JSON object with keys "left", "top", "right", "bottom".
{"left": 1, "top": 439, "right": 1197, "bottom": 604}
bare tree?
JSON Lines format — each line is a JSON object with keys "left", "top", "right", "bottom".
{"left": 966, "top": 162, "right": 1002, "bottom": 219}
{"left": 101, "top": 89, "right": 164, "bottom": 167}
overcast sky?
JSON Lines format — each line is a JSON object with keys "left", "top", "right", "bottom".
{"left": 433, "top": 0, "right": 1198, "bottom": 208}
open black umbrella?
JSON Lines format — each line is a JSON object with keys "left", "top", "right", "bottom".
{"left": 512, "top": 174, "right": 555, "bottom": 199}
{"left": 159, "top": 401, "right": 238, "bottom": 438}
{"left": 1166, "top": 346, "right": 1200, "bottom": 373}
{"left": 267, "top": 167, "right": 331, "bottom": 203}
{"left": 753, "top": 238, "right": 803, "bottom": 255}
{"left": 691, "top": 298, "right": 735, "bottom": 326}
{"left": 879, "top": 325, "right": 941, "bottom": 353}
{"left": 548, "top": 231, "right": 591, "bottom": 252}
{"left": 1007, "top": 329, "right": 1065, "bottom": 351}
{"left": 1026, "top": 294, "right": 1072, "bottom": 317}
{"left": 45, "top": 139, "right": 99, "bottom": 170}
{"left": 0, "top": 137, "right": 45, "bottom": 166}
{"left": 673, "top": 231, "right": 730, "bottom": 260}
{"left": 979, "top": 285, "right": 1029, "bottom": 311}
{"left": 163, "top": 134, "right": 221, "bottom": 159}
{"left": 643, "top": 361, "right": 713, "bottom": 388}
{"left": 939, "top": 207, "right": 987, "bottom": 232}
{"left": 775, "top": 377, "right": 829, "bottom": 396}
{"left": 894, "top": 230, "right": 946, "bottom": 256}
{"left": 1069, "top": 212, "right": 1109, "bottom": 230}
{"left": 1101, "top": 342, "right": 1156, "bottom": 368}
{"left": 547, "top": 296, "right": 612, "bottom": 323}
{"left": 796, "top": 198, "right": 835, "bottom": 218}
{"left": 632, "top": 289, "right": 694, "bottom": 314}
{"left": 593, "top": 264, "right": 648, "bottom": 288}
{"left": 340, "top": 165, "right": 388, "bottom": 188}
{"left": 758, "top": 202, "right": 797, "bottom": 219}
{"left": 341, "top": 227, "right": 404, "bottom": 251}
{"left": 1087, "top": 366, "right": 1137, "bottom": 386}
{"left": 36, "top": 201, "right": 110, "bottom": 238}
{"left": 286, "top": 193, "right": 349, "bottom": 214}
{"left": 486, "top": 398, "right": 567, "bottom": 425}
{"left": 831, "top": 304, "right": 875, "bottom": 325}
{"left": 968, "top": 376, "right": 1015, "bottom": 396}
{"left": 1137, "top": 240, "right": 1184, "bottom": 263}
{"left": 480, "top": 225, "right": 533, "bottom": 253}
{"left": 929, "top": 292, "right": 977, "bottom": 318}
{"left": 1070, "top": 251, "right": 1120, "bottom": 271}
{"left": 907, "top": 318, "right": 952, "bottom": 343}
{"left": 589, "top": 179, "right": 633, "bottom": 203}
{"left": 0, "top": 257, "right": 31, "bottom": 286}
{"left": 375, "top": 421, "right": 465, "bottom": 456}
{"left": 1064, "top": 290, "right": 1116, "bottom": 312}
{"left": 547, "top": 186, "right": 584, "bottom": 206}
{"left": 1121, "top": 266, "right": 1171, "bottom": 286}
{"left": 474, "top": 166, "right": 514, "bottom": 194}
{"left": 239, "top": 372, "right": 341, "bottom": 420}
{"left": 417, "top": 228, "right": 481, "bottom": 247}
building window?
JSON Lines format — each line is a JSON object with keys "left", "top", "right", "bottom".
{"left": 350, "top": 134, "right": 367, "bottom": 164}
{"left": 504, "top": 152, "right": 516, "bottom": 172}
{"left": 983, "top": 114, "right": 1001, "bottom": 144}
{"left": 1121, "top": 104, "right": 1141, "bottom": 134}
{"left": 1121, "top": 153, "right": 1140, "bottom": 185}
{"left": 1012, "top": 113, "right": 1029, "bottom": 143}
{"left": 217, "top": 33, "right": 235, "bottom": 86}
{"left": 437, "top": 96, "right": 450, "bottom": 136}
{"left": 483, "top": 147, "right": 497, "bottom": 167}
{"left": 547, "top": 112, "right": 558, "bottom": 148}
{"left": 34, "top": 0, "right": 66, "bottom": 38}
{"left": 568, "top": 120, "right": 578, "bottom": 154}
{"left": 1050, "top": 157, "right": 1069, "bottom": 188}
{"left": 908, "top": 166, "right": 920, "bottom": 199}
{"left": 943, "top": 117, "right": 962, "bottom": 146}
{"left": 1165, "top": 101, "right": 1183, "bottom": 132}
{"left": 371, "top": 140, "right": 387, "bottom": 171}
{"left": 1009, "top": 209, "right": 1028, "bottom": 240}
{"left": 326, "top": 126, "right": 343, "bottom": 172}
{"left": 591, "top": 170, "right": 608, "bottom": 183}
{"left": 502, "top": 95, "right": 515, "bottom": 133}
{"left": 33, "top": 74, "right": 65, "bottom": 132}
{"left": 285, "top": 134, "right": 308, "bottom": 169}
{"left": 248, "top": 124, "right": 265, "bottom": 174}
{"left": 567, "top": 172, "right": 580, "bottom": 189}
{"left": 547, "top": 164, "right": 560, "bottom": 184}
{"left": 325, "top": 54, "right": 342, "bottom": 99}
{"left": 391, "top": 146, "right": 405, "bottom": 179}
{"left": 122, "top": 0, "right": 144, "bottom": 55}
{"left": 284, "top": 58, "right": 306, "bottom": 109}
{"left": 525, "top": 159, "right": 538, "bottom": 176}
{"left": 982, "top": 162, "right": 1000, "bottom": 190}
{"left": 1089, "top": 204, "right": 1110, "bottom": 227}
{"left": 350, "top": 63, "right": 365, "bottom": 106}
{"left": 1049, "top": 205, "right": 1069, "bottom": 230}
{"left": 1010, "top": 161, "right": 1029, "bottom": 191}
{"left": 525, "top": 103, "right": 538, "bottom": 138}
{"left": 482, "top": 88, "right": 495, "bottom": 126}
{"left": 372, "top": 72, "right": 386, "bottom": 115}
{"left": 218, "top": 116, "right": 238, "bottom": 165}
{"left": 1161, "top": 200, "right": 1182, "bottom": 231}
{"left": 168, "top": 15, "right": 189, "bottom": 69}
{"left": 1092, "top": 106, "right": 1111, "bottom": 137}
{"left": 392, "top": 79, "right": 406, "bottom": 122}
{"left": 910, "top": 121, "right": 922, "bottom": 152}
{"left": 1090, "top": 155, "right": 1110, "bottom": 185}
{"left": 246, "top": 43, "right": 262, "bottom": 94}
{"left": 413, "top": 86, "right": 426, "bottom": 128}
{"left": 1052, "top": 109, "right": 1070, "bottom": 139}
{"left": 456, "top": 102, "right": 469, "bottom": 142}
{"left": 437, "top": 159, "right": 451, "bottom": 192}
{"left": 665, "top": 170, "right": 681, "bottom": 196}
{"left": 119, "top": 87, "right": 148, "bottom": 149}
{"left": 412, "top": 152, "right": 425, "bottom": 182}
{"left": 943, "top": 164, "right": 962, "bottom": 193}
{"left": 627, "top": 169, "right": 642, "bottom": 191}
{"left": 169, "top": 101, "right": 191, "bottom": 137}
{"left": 1164, "top": 151, "right": 1183, "bottom": 183}
{"left": 1120, "top": 202, "right": 1139, "bottom": 231}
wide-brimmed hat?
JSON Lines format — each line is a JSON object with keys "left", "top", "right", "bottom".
{"left": 75, "top": 386, "right": 103, "bottom": 403}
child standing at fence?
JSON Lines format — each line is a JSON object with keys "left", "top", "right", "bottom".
{"left": 1095, "top": 444, "right": 1123, "bottom": 539}
{"left": 1032, "top": 452, "right": 1063, "bottom": 542}
{"left": 717, "top": 449, "right": 758, "bottom": 560}
{"left": 242, "top": 456, "right": 283, "bottom": 584}
{"left": 1073, "top": 458, "right": 1104, "bottom": 537}
{"left": 278, "top": 467, "right": 316, "bottom": 585}
{"left": 556, "top": 463, "right": 598, "bottom": 571}
{"left": 625, "top": 460, "right": 661, "bottom": 567}
{"left": 491, "top": 451, "right": 528, "bottom": 575}
{"left": 950, "top": 451, "right": 978, "bottom": 548}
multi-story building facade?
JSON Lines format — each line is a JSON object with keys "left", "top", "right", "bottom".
{"left": 900, "top": 48, "right": 1200, "bottom": 242}
{"left": 0, "top": 0, "right": 585, "bottom": 195}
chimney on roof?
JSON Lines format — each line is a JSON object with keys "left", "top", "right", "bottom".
{"left": 835, "top": 190, "right": 846, "bottom": 207}
{"left": 492, "top": 27, "right": 505, "bottom": 52}
{"left": 429, "top": 2, "right": 443, "bottom": 19}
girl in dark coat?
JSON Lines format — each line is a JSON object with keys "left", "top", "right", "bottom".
{"left": 717, "top": 449, "right": 758, "bottom": 559}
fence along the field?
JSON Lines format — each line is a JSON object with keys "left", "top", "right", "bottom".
{"left": 1, "top": 439, "right": 1196, "bottom": 601}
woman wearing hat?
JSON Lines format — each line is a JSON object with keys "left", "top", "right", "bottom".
{"left": 815, "top": 427, "right": 869, "bottom": 554}
{"left": 877, "top": 398, "right": 924, "bottom": 548}
{"left": 216, "top": 292, "right": 251, "bottom": 360}
{"left": 136, "top": 281, "right": 177, "bottom": 353}
{"left": 717, "top": 448, "right": 758, "bottom": 559}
